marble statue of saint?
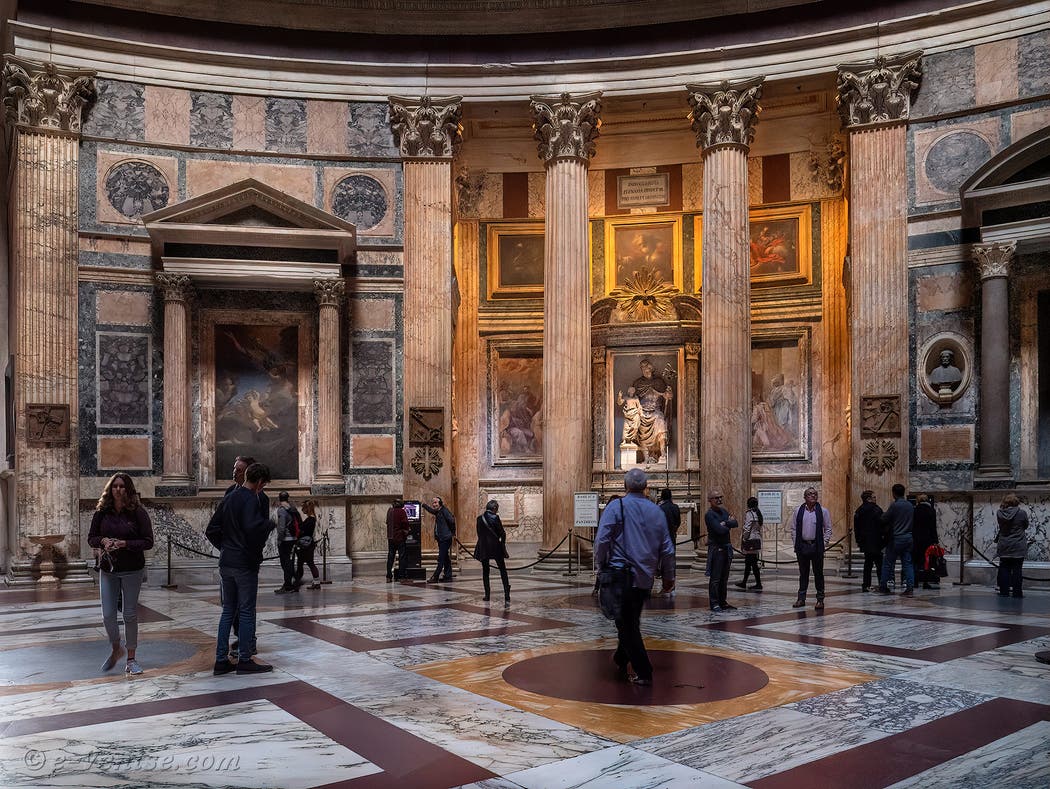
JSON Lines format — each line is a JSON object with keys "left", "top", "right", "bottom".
{"left": 630, "top": 359, "right": 673, "bottom": 464}
{"left": 618, "top": 387, "right": 642, "bottom": 446}
{"left": 929, "top": 349, "right": 963, "bottom": 395}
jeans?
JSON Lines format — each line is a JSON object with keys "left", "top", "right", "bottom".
{"left": 614, "top": 586, "right": 653, "bottom": 680}
{"left": 708, "top": 545, "right": 731, "bottom": 607}
{"left": 435, "top": 538, "right": 453, "bottom": 579}
{"left": 386, "top": 540, "right": 406, "bottom": 578}
{"left": 881, "top": 537, "right": 914, "bottom": 591}
{"left": 482, "top": 555, "right": 510, "bottom": 599}
{"left": 216, "top": 565, "right": 259, "bottom": 662}
{"left": 100, "top": 569, "right": 143, "bottom": 650}
{"left": 278, "top": 541, "right": 296, "bottom": 588}
{"left": 997, "top": 557, "right": 1024, "bottom": 596}
{"left": 862, "top": 551, "right": 884, "bottom": 589}
{"left": 796, "top": 551, "right": 825, "bottom": 601}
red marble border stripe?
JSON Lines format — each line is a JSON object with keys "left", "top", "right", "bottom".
{"left": 749, "top": 697, "right": 1050, "bottom": 789}
{"left": 702, "top": 607, "right": 1050, "bottom": 662}
{"left": 2, "top": 680, "right": 496, "bottom": 788}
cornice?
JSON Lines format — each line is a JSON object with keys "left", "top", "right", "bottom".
{"left": 12, "top": 2, "right": 1048, "bottom": 101}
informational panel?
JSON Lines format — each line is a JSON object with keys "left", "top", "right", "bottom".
{"left": 573, "top": 492, "right": 600, "bottom": 529}
{"left": 756, "top": 490, "right": 783, "bottom": 524}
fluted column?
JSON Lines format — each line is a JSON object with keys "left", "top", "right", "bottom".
{"left": 3, "top": 56, "right": 94, "bottom": 583}
{"left": 157, "top": 273, "right": 193, "bottom": 485}
{"left": 838, "top": 52, "right": 922, "bottom": 505}
{"left": 530, "top": 92, "right": 602, "bottom": 552}
{"left": 688, "top": 77, "right": 763, "bottom": 514}
{"left": 453, "top": 219, "right": 482, "bottom": 538}
{"left": 389, "top": 96, "right": 462, "bottom": 554}
{"left": 315, "top": 278, "right": 346, "bottom": 483}
{"left": 974, "top": 242, "right": 1015, "bottom": 478}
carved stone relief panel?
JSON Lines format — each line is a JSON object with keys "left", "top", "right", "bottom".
{"left": 860, "top": 395, "right": 902, "bottom": 437}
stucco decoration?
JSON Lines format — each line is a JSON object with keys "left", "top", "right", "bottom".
{"left": 388, "top": 95, "right": 463, "bottom": 158}
{"left": 529, "top": 91, "right": 603, "bottom": 163}
{"left": 837, "top": 51, "right": 922, "bottom": 126}
{"left": 686, "top": 77, "right": 764, "bottom": 151}
{"left": 1, "top": 55, "right": 95, "bottom": 133}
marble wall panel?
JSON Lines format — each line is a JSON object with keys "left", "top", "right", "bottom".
{"left": 97, "top": 332, "right": 151, "bottom": 427}
{"left": 307, "top": 100, "right": 350, "bottom": 154}
{"left": 527, "top": 172, "right": 546, "bottom": 218}
{"left": 975, "top": 39, "right": 1020, "bottom": 107}
{"left": 934, "top": 496, "right": 971, "bottom": 556}
{"left": 916, "top": 270, "right": 973, "bottom": 313}
{"left": 83, "top": 79, "right": 145, "bottom": 141}
{"left": 1018, "top": 29, "right": 1050, "bottom": 98}
{"left": 346, "top": 102, "right": 398, "bottom": 157}
{"left": 190, "top": 92, "right": 234, "bottom": 149}
{"left": 355, "top": 250, "right": 403, "bottom": 274}
{"left": 185, "top": 159, "right": 315, "bottom": 204}
{"left": 265, "top": 98, "right": 308, "bottom": 153}
{"left": 588, "top": 169, "right": 605, "bottom": 217}
{"left": 788, "top": 151, "right": 827, "bottom": 202}
{"left": 478, "top": 485, "right": 543, "bottom": 543}
{"left": 144, "top": 86, "right": 191, "bottom": 146}
{"left": 350, "top": 297, "right": 395, "bottom": 332}
{"left": 748, "top": 157, "right": 763, "bottom": 206}
{"left": 95, "top": 150, "right": 178, "bottom": 225}
{"left": 973, "top": 493, "right": 1050, "bottom": 564}
{"left": 911, "top": 48, "right": 976, "bottom": 117}
{"left": 350, "top": 339, "right": 396, "bottom": 426}
{"left": 96, "top": 290, "right": 151, "bottom": 326}
{"left": 232, "top": 95, "right": 267, "bottom": 150}
{"left": 98, "top": 436, "right": 151, "bottom": 470}
{"left": 913, "top": 117, "right": 1001, "bottom": 206}
{"left": 682, "top": 162, "right": 703, "bottom": 212}
{"left": 324, "top": 166, "right": 397, "bottom": 236}
{"left": 1011, "top": 106, "right": 1050, "bottom": 143}
{"left": 351, "top": 435, "right": 395, "bottom": 468}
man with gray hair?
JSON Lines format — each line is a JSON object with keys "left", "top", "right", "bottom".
{"left": 791, "top": 486, "right": 832, "bottom": 610}
{"left": 594, "top": 468, "right": 676, "bottom": 686}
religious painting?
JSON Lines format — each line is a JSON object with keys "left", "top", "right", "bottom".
{"left": 490, "top": 345, "right": 543, "bottom": 464}
{"left": 214, "top": 323, "right": 300, "bottom": 481}
{"left": 751, "top": 330, "right": 809, "bottom": 460}
{"left": 604, "top": 215, "right": 683, "bottom": 294}
{"left": 487, "top": 223, "right": 545, "bottom": 298}
{"left": 693, "top": 203, "right": 813, "bottom": 289}
{"left": 609, "top": 349, "right": 681, "bottom": 469}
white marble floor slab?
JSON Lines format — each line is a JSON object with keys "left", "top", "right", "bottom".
{"left": 322, "top": 608, "right": 511, "bottom": 640}
{"left": 887, "top": 720, "right": 1050, "bottom": 789}
{"left": 899, "top": 661, "right": 1050, "bottom": 704}
{"left": 0, "top": 699, "right": 379, "bottom": 788}
{"left": 0, "top": 605, "right": 109, "bottom": 633}
{"left": 489, "top": 744, "right": 746, "bottom": 788}
{"left": 750, "top": 612, "right": 1005, "bottom": 648}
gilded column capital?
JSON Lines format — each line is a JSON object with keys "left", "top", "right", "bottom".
{"left": 1, "top": 55, "right": 95, "bottom": 134}
{"left": 314, "top": 278, "right": 346, "bottom": 307}
{"left": 388, "top": 95, "right": 463, "bottom": 158}
{"left": 155, "top": 272, "right": 192, "bottom": 303}
{"left": 836, "top": 51, "right": 922, "bottom": 128}
{"left": 529, "top": 91, "right": 602, "bottom": 164}
{"left": 973, "top": 241, "right": 1015, "bottom": 280}
{"left": 685, "top": 77, "right": 763, "bottom": 152}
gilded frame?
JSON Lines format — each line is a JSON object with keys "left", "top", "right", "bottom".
{"left": 604, "top": 214, "right": 683, "bottom": 295}
{"left": 486, "top": 223, "right": 545, "bottom": 299}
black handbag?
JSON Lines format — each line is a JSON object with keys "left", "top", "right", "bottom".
{"left": 935, "top": 555, "right": 949, "bottom": 578}
{"left": 597, "top": 565, "right": 633, "bottom": 621}
{"left": 743, "top": 539, "right": 761, "bottom": 551}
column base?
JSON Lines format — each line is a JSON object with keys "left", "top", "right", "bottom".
{"left": 311, "top": 478, "right": 345, "bottom": 495}
{"left": 156, "top": 476, "right": 198, "bottom": 497}
{"left": 5, "top": 559, "right": 94, "bottom": 587}
{"left": 974, "top": 466, "right": 1014, "bottom": 488}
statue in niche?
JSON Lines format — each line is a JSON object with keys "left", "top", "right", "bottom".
{"left": 619, "top": 358, "right": 673, "bottom": 464}
{"left": 928, "top": 349, "right": 963, "bottom": 396}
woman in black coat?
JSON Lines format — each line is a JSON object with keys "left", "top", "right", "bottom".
{"left": 912, "top": 494, "right": 940, "bottom": 589}
{"left": 475, "top": 500, "right": 510, "bottom": 603}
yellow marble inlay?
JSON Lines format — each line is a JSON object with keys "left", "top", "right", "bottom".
{"left": 412, "top": 638, "right": 878, "bottom": 743}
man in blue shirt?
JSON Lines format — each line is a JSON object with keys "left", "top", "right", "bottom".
{"left": 595, "top": 468, "right": 675, "bottom": 686}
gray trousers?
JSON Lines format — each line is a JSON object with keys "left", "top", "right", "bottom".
{"left": 100, "top": 569, "right": 144, "bottom": 650}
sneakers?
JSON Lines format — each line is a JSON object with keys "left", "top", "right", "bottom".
{"left": 901, "top": 589, "right": 914, "bottom": 598}
{"left": 125, "top": 659, "right": 143, "bottom": 675}
{"left": 213, "top": 659, "right": 236, "bottom": 676}
{"left": 308, "top": 582, "right": 321, "bottom": 590}
{"left": 710, "top": 605, "right": 724, "bottom": 612}
{"left": 100, "top": 645, "right": 126, "bottom": 672}
{"left": 791, "top": 599, "right": 805, "bottom": 608}
{"left": 236, "top": 659, "right": 274, "bottom": 675}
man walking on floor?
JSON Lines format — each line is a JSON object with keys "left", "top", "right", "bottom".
{"left": 595, "top": 468, "right": 675, "bottom": 686}
{"left": 791, "top": 487, "right": 832, "bottom": 610}
{"left": 879, "top": 483, "right": 915, "bottom": 597}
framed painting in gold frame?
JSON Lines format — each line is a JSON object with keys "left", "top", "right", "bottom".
{"left": 486, "top": 223, "right": 545, "bottom": 299}
{"left": 693, "top": 203, "right": 813, "bottom": 289}
{"left": 604, "top": 215, "right": 683, "bottom": 295}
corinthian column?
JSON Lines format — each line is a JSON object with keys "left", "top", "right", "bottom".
{"left": 2, "top": 56, "right": 94, "bottom": 584}
{"left": 530, "top": 92, "right": 602, "bottom": 553}
{"left": 974, "top": 242, "right": 1014, "bottom": 478}
{"left": 314, "top": 278, "right": 346, "bottom": 484}
{"left": 687, "top": 77, "right": 762, "bottom": 514}
{"left": 389, "top": 96, "right": 462, "bottom": 558}
{"left": 838, "top": 52, "right": 921, "bottom": 506}
{"left": 156, "top": 273, "right": 193, "bottom": 486}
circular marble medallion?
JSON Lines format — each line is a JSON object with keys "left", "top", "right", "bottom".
{"left": 104, "top": 160, "right": 170, "bottom": 219}
{"left": 331, "top": 174, "right": 388, "bottom": 230}
{"left": 502, "top": 648, "right": 769, "bottom": 705}
{"left": 924, "top": 131, "right": 992, "bottom": 194}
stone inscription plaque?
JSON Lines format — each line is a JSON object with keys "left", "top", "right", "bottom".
{"left": 617, "top": 173, "right": 670, "bottom": 209}
{"left": 920, "top": 426, "right": 975, "bottom": 463}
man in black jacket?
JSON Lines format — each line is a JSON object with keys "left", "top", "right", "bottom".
{"left": 853, "top": 490, "right": 884, "bottom": 592}
{"left": 879, "top": 483, "right": 915, "bottom": 597}
{"left": 705, "top": 490, "right": 738, "bottom": 612}
{"left": 207, "top": 462, "right": 275, "bottom": 675}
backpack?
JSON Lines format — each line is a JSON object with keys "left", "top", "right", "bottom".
{"left": 286, "top": 507, "right": 302, "bottom": 540}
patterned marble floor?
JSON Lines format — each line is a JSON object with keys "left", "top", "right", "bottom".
{"left": 0, "top": 566, "right": 1048, "bottom": 788}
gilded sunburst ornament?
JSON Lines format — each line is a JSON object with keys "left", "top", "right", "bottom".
{"left": 609, "top": 267, "right": 679, "bottom": 322}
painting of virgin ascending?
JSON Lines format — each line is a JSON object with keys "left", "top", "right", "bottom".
{"left": 215, "top": 324, "right": 300, "bottom": 480}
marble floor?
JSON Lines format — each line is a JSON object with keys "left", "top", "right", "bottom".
{"left": 0, "top": 565, "right": 1048, "bottom": 788}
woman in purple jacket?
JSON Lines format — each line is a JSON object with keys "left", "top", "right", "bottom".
{"left": 88, "top": 473, "right": 155, "bottom": 674}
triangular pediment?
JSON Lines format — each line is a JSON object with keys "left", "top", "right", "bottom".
{"left": 142, "top": 178, "right": 356, "bottom": 234}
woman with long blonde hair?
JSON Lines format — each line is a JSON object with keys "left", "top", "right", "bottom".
{"left": 294, "top": 499, "right": 321, "bottom": 589}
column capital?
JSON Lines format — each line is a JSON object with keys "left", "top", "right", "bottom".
{"left": 155, "top": 272, "right": 192, "bottom": 303}
{"left": 973, "top": 241, "right": 1015, "bottom": 280}
{"left": 836, "top": 51, "right": 922, "bottom": 128}
{"left": 685, "top": 77, "right": 763, "bottom": 152}
{"left": 388, "top": 95, "right": 463, "bottom": 159}
{"left": 529, "top": 91, "right": 602, "bottom": 164}
{"left": 314, "top": 278, "right": 346, "bottom": 307}
{"left": 1, "top": 55, "right": 95, "bottom": 135}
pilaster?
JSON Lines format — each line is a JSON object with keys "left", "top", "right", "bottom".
{"left": 156, "top": 272, "right": 193, "bottom": 488}
{"left": 453, "top": 220, "right": 482, "bottom": 538}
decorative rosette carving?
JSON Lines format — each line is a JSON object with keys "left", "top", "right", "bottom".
{"left": 529, "top": 92, "right": 603, "bottom": 163}
{"left": 1, "top": 55, "right": 95, "bottom": 134}
{"left": 686, "top": 77, "right": 764, "bottom": 151}
{"left": 388, "top": 95, "right": 463, "bottom": 158}
{"left": 836, "top": 51, "right": 922, "bottom": 127}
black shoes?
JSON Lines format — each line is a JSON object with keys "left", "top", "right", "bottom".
{"left": 235, "top": 659, "right": 273, "bottom": 674}
{"left": 629, "top": 675, "right": 652, "bottom": 686}
{"left": 792, "top": 599, "right": 805, "bottom": 608}
{"left": 734, "top": 581, "right": 747, "bottom": 589}
{"left": 427, "top": 575, "right": 440, "bottom": 583}
{"left": 815, "top": 601, "right": 825, "bottom": 610}
{"left": 749, "top": 585, "right": 763, "bottom": 592}
{"left": 274, "top": 586, "right": 293, "bottom": 594}
{"left": 721, "top": 604, "right": 738, "bottom": 611}
{"left": 710, "top": 605, "right": 724, "bottom": 612}
{"left": 482, "top": 595, "right": 490, "bottom": 601}
{"left": 213, "top": 659, "right": 236, "bottom": 676}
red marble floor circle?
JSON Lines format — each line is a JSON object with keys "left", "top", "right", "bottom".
{"left": 502, "top": 649, "right": 769, "bottom": 705}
